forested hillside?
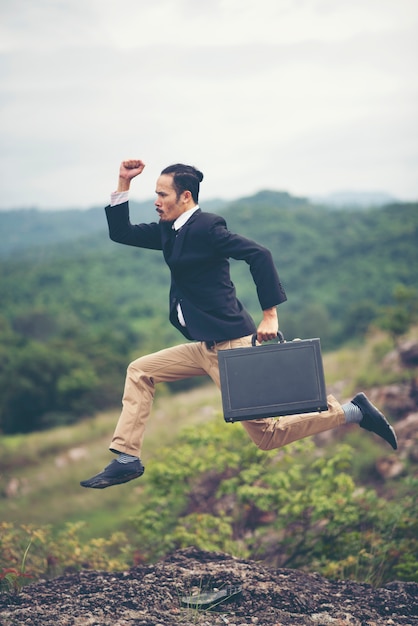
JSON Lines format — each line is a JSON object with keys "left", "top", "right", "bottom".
{"left": 0, "top": 198, "right": 226, "bottom": 259}
{"left": 1, "top": 191, "right": 417, "bottom": 434}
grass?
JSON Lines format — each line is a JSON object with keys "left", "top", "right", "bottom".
{"left": 322, "top": 326, "right": 416, "bottom": 394}
{"left": 0, "top": 383, "right": 222, "bottom": 539}
{"left": 1, "top": 326, "right": 413, "bottom": 541}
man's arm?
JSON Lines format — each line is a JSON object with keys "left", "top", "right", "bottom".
{"left": 105, "top": 159, "right": 162, "bottom": 250}
{"left": 207, "top": 219, "right": 286, "bottom": 341}
{"left": 256, "top": 306, "right": 279, "bottom": 343}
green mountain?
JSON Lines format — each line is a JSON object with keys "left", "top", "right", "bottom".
{"left": 0, "top": 201, "right": 142, "bottom": 259}
{"left": 0, "top": 190, "right": 417, "bottom": 434}
{"left": 0, "top": 198, "right": 227, "bottom": 259}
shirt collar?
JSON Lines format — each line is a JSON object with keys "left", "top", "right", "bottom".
{"left": 173, "top": 205, "right": 199, "bottom": 231}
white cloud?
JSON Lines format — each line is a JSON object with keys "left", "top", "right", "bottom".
{"left": 2, "top": 0, "right": 417, "bottom": 50}
{"left": 89, "top": 0, "right": 418, "bottom": 48}
{"left": 0, "top": 0, "right": 417, "bottom": 208}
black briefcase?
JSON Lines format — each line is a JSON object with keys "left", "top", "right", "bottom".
{"left": 218, "top": 332, "right": 328, "bottom": 423}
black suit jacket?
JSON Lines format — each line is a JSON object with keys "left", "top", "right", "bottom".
{"left": 105, "top": 202, "right": 287, "bottom": 341}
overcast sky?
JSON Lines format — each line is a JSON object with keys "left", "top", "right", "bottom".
{"left": 1, "top": 0, "right": 417, "bottom": 210}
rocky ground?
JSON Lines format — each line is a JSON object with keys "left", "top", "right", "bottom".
{"left": 1, "top": 547, "right": 417, "bottom": 626}
{"left": 2, "top": 339, "right": 418, "bottom": 626}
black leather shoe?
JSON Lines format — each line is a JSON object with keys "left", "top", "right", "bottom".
{"left": 352, "top": 392, "right": 398, "bottom": 450}
{"left": 80, "top": 458, "right": 145, "bottom": 489}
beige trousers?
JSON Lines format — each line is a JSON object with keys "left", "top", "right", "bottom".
{"left": 110, "top": 335, "right": 345, "bottom": 457}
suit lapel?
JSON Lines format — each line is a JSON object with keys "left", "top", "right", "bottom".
{"left": 161, "top": 223, "right": 175, "bottom": 260}
{"left": 169, "top": 209, "right": 201, "bottom": 263}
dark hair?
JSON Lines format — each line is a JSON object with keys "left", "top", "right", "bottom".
{"left": 160, "top": 163, "right": 204, "bottom": 203}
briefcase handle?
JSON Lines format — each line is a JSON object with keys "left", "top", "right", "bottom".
{"left": 251, "top": 330, "right": 285, "bottom": 346}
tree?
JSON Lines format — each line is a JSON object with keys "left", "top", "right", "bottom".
{"left": 377, "top": 284, "right": 418, "bottom": 340}
{"left": 0, "top": 342, "right": 98, "bottom": 434}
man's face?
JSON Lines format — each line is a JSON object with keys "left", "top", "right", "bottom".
{"left": 154, "top": 174, "right": 185, "bottom": 222}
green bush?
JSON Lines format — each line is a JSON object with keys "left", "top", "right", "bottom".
{"left": 2, "top": 420, "right": 417, "bottom": 589}
{"left": 128, "top": 419, "right": 418, "bottom": 585}
{"left": 0, "top": 521, "right": 132, "bottom": 588}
